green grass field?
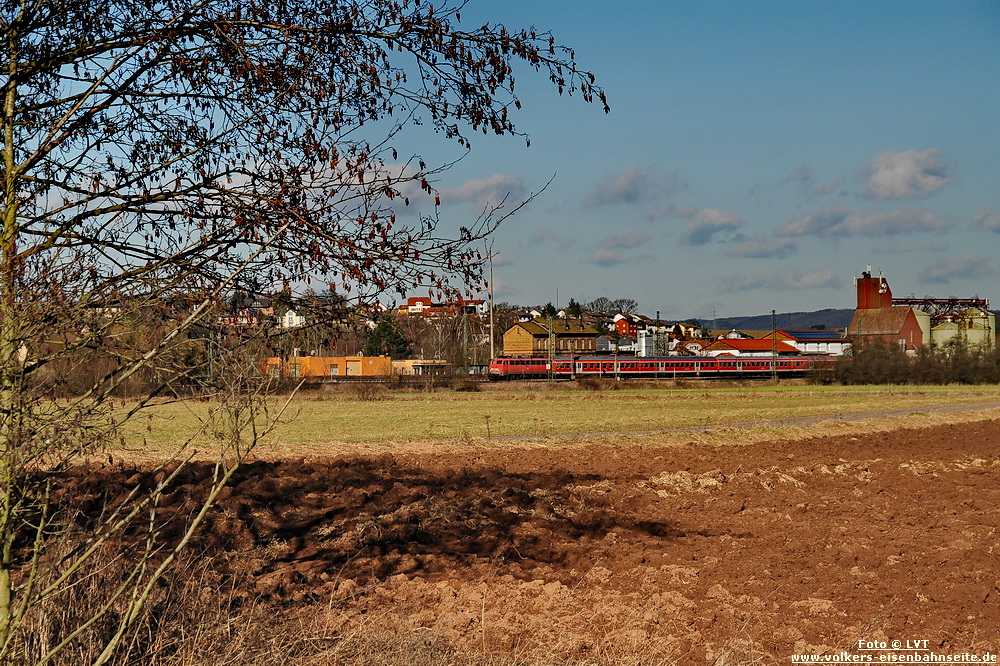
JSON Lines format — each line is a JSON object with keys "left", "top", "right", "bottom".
{"left": 116, "top": 382, "right": 1000, "bottom": 459}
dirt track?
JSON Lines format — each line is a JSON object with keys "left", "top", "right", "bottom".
{"left": 68, "top": 415, "right": 1000, "bottom": 663}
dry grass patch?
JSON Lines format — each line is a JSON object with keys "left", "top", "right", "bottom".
{"left": 108, "top": 385, "right": 1000, "bottom": 462}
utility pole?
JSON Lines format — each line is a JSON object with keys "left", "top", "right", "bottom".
{"left": 771, "top": 309, "right": 777, "bottom": 381}
{"left": 548, "top": 315, "right": 555, "bottom": 381}
{"left": 655, "top": 310, "right": 663, "bottom": 357}
{"left": 488, "top": 246, "right": 495, "bottom": 361}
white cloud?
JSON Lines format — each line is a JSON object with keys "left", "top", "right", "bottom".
{"left": 860, "top": 148, "right": 951, "bottom": 200}
{"left": 809, "top": 178, "right": 844, "bottom": 197}
{"left": 918, "top": 255, "right": 995, "bottom": 284}
{"left": 521, "top": 227, "right": 574, "bottom": 251}
{"left": 779, "top": 207, "right": 952, "bottom": 237}
{"left": 871, "top": 241, "right": 950, "bottom": 255}
{"left": 585, "top": 165, "right": 688, "bottom": 207}
{"left": 588, "top": 229, "right": 654, "bottom": 266}
{"left": 600, "top": 229, "right": 653, "bottom": 250}
{"left": 971, "top": 207, "right": 1000, "bottom": 232}
{"left": 642, "top": 204, "right": 676, "bottom": 221}
{"left": 491, "top": 278, "right": 522, "bottom": 299}
{"left": 785, "top": 164, "right": 815, "bottom": 189}
{"left": 589, "top": 248, "right": 628, "bottom": 266}
{"left": 721, "top": 236, "right": 798, "bottom": 259}
{"left": 781, "top": 268, "right": 841, "bottom": 290}
{"left": 438, "top": 173, "right": 525, "bottom": 210}
{"left": 680, "top": 209, "right": 745, "bottom": 246}
{"left": 723, "top": 268, "right": 840, "bottom": 292}
{"left": 489, "top": 252, "right": 514, "bottom": 267}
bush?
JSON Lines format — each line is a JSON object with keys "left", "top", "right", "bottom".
{"left": 349, "top": 381, "right": 390, "bottom": 401}
{"left": 834, "top": 339, "right": 1000, "bottom": 385}
{"left": 454, "top": 379, "right": 482, "bottom": 392}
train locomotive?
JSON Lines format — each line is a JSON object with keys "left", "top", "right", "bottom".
{"left": 488, "top": 355, "right": 832, "bottom": 380}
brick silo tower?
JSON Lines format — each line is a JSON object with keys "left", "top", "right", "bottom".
{"left": 855, "top": 269, "right": 892, "bottom": 310}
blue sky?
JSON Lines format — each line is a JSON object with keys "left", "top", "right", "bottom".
{"left": 405, "top": 1, "right": 1000, "bottom": 320}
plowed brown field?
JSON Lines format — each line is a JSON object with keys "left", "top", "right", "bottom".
{"left": 66, "top": 414, "right": 1000, "bottom": 664}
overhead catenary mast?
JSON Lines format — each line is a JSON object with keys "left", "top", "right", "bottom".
{"left": 488, "top": 246, "right": 495, "bottom": 361}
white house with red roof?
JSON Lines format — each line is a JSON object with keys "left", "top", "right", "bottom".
{"left": 701, "top": 338, "right": 800, "bottom": 357}
{"left": 760, "top": 330, "right": 849, "bottom": 356}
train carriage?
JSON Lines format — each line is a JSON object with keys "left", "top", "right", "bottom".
{"left": 488, "top": 355, "right": 826, "bottom": 380}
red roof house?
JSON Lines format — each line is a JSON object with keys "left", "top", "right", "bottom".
{"left": 701, "top": 339, "right": 799, "bottom": 357}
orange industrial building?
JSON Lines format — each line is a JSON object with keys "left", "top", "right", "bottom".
{"left": 263, "top": 355, "right": 393, "bottom": 379}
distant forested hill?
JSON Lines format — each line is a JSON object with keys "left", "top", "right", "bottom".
{"left": 707, "top": 308, "right": 855, "bottom": 332}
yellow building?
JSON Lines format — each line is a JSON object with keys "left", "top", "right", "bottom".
{"left": 502, "top": 318, "right": 599, "bottom": 356}
{"left": 391, "top": 359, "right": 450, "bottom": 375}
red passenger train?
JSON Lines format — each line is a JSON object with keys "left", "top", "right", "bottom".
{"left": 488, "top": 355, "right": 832, "bottom": 380}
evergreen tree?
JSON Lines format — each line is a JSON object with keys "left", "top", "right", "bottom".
{"left": 364, "top": 314, "right": 411, "bottom": 358}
